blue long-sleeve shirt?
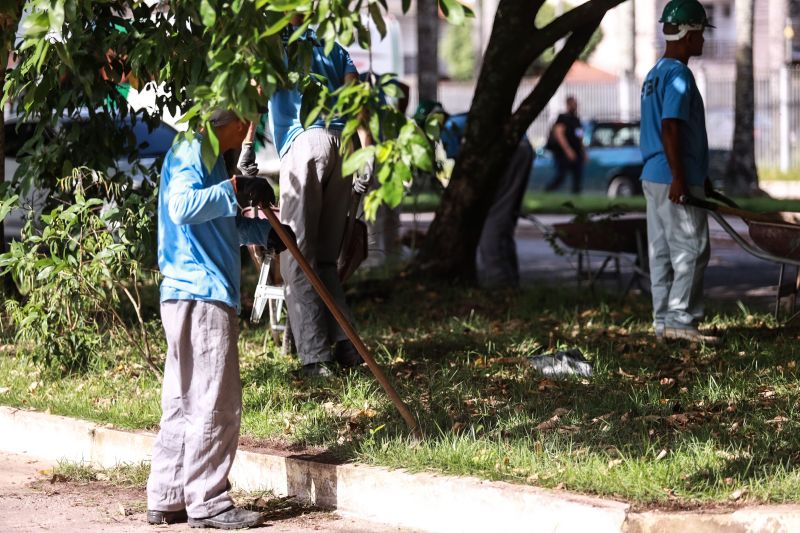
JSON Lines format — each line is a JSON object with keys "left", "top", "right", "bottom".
{"left": 158, "top": 137, "right": 273, "bottom": 312}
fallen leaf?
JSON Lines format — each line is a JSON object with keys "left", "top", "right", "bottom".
{"left": 660, "top": 377, "right": 676, "bottom": 386}
{"left": 536, "top": 416, "right": 562, "bottom": 431}
{"left": 552, "top": 408, "right": 570, "bottom": 417}
{"left": 28, "top": 381, "right": 41, "bottom": 393}
{"left": 608, "top": 459, "right": 623, "bottom": 468}
{"left": 537, "top": 379, "right": 559, "bottom": 392}
{"left": 655, "top": 449, "right": 668, "bottom": 461}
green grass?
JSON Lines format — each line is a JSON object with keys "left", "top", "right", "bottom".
{"left": 50, "top": 460, "right": 151, "bottom": 487}
{"left": 402, "top": 191, "right": 800, "bottom": 216}
{"left": 2, "top": 280, "right": 800, "bottom": 507}
{"left": 760, "top": 168, "right": 800, "bottom": 182}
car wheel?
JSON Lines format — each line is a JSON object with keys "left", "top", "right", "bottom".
{"left": 607, "top": 176, "right": 637, "bottom": 198}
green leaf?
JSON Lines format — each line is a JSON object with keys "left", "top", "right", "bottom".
{"left": 402, "top": 0, "right": 411, "bottom": 14}
{"left": 200, "top": 0, "right": 217, "bottom": 27}
{"left": 440, "top": 0, "right": 466, "bottom": 26}
{"left": 409, "top": 136, "right": 434, "bottom": 172}
{"left": 0, "top": 195, "right": 19, "bottom": 223}
{"left": 342, "top": 146, "right": 376, "bottom": 177}
{"left": 201, "top": 124, "right": 220, "bottom": 174}
{"left": 368, "top": 3, "right": 387, "bottom": 38}
{"left": 262, "top": 13, "right": 294, "bottom": 37}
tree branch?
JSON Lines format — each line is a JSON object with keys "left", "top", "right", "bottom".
{"left": 537, "top": 0, "right": 628, "bottom": 51}
{"left": 508, "top": 16, "right": 603, "bottom": 141}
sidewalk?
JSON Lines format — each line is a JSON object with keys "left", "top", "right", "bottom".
{"left": 2, "top": 407, "right": 800, "bottom": 533}
{"left": 400, "top": 212, "right": 784, "bottom": 306}
{"left": 0, "top": 450, "right": 412, "bottom": 533}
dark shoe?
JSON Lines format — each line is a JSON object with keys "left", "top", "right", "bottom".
{"left": 147, "top": 509, "right": 188, "bottom": 525}
{"left": 188, "top": 506, "right": 265, "bottom": 529}
{"left": 664, "top": 326, "right": 720, "bottom": 345}
{"left": 334, "top": 340, "right": 364, "bottom": 368}
{"left": 298, "top": 361, "right": 335, "bottom": 378}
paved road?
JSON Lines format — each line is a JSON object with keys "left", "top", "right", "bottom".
{"left": 401, "top": 212, "right": 789, "bottom": 310}
{"left": 0, "top": 451, "right": 415, "bottom": 533}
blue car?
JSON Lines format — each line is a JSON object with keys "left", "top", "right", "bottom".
{"left": 530, "top": 120, "right": 643, "bottom": 197}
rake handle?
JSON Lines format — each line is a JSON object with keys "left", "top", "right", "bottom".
{"left": 260, "top": 206, "right": 422, "bottom": 439}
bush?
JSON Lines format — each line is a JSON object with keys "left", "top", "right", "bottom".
{"left": 0, "top": 174, "right": 159, "bottom": 372}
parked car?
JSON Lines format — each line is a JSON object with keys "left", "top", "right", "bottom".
{"left": 529, "top": 120, "right": 644, "bottom": 198}
{"left": 3, "top": 113, "right": 178, "bottom": 239}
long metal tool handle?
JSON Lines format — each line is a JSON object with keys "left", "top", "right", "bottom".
{"left": 684, "top": 195, "right": 780, "bottom": 224}
{"left": 260, "top": 207, "right": 422, "bottom": 439}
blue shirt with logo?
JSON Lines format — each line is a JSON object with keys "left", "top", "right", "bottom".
{"left": 639, "top": 58, "right": 708, "bottom": 186}
{"left": 158, "top": 137, "right": 273, "bottom": 312}
{"left": 268, "top": 29, "right": 359, "bottom": 158}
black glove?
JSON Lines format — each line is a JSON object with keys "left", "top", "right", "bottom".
{"left": 267, "top": 223, "right": 295, "bottom": 254}
{"left": 231, "top": 175, "right": 275, "bottom": 208}
{"left": 237, "top": 142, "right": 259, "bottom": 176}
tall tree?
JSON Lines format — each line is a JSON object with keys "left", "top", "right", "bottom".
{"left": 418, "top": 0, "right": 627, "bottom": 280}
{"left": 417, "top": 0, "right": 440, "bottom": 101}
{"left": 725, "top": 0, "right": 758, "bottom": 194}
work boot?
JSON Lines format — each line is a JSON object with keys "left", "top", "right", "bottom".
{"left": 147, "top": 509, "right": 188, "bottom": 525}
{"left": 188, "top": 506, "right": 265, "bottom": 529}
{"left": 663, "top": 326, "right": 719, "bottom": 345}
{"left": 334, "top": 340, "right": 364, "bottom": 368}
{"left": 298, "top": 361, "right": 335, "bottom": 378}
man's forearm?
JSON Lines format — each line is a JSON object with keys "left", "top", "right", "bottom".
{"left": 661, "top": 119, "right": 686, "bottom": 184}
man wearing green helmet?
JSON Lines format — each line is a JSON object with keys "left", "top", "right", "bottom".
{"left": 639, "top": 0, "right": 718, "bottom": 344}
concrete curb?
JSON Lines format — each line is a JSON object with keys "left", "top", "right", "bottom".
{"left": 1, "top": 407, "right": 799, "bottom": 533}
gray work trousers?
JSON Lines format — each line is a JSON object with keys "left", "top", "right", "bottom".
{"left": 146, "top": 300, "right": 241, "bottom": 519}
{"left": 476, "top": 138, "right": 534, "bottom": 288}
{"left": 643, "top": 181, "right": 710, "bottom": 329}
{"left": 280, "top": 128, "right": 354, "bottom": 365}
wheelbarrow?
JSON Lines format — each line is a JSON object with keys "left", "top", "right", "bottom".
{"left": 525, "top": 213, "right": 649, "bottom": 296}
{"left": 686, "top": 192, "right": 800, "bottom": 321}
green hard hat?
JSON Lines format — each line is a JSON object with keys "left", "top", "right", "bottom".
{"left": 659, "top": 0, "right": 715, "bottom": 28}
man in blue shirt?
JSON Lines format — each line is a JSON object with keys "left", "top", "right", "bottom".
{"left": 639, "top": 0, "right": 718, "bottom": 344}
{"left": 147, "top": 110, "right": 285, "bottom": 529}
{"left": 269, "top": 16, "right": 367, "bottom": 377}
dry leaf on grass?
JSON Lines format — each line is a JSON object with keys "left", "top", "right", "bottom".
{"left": 655, "top": 449, "right": 668, "bottom": 461}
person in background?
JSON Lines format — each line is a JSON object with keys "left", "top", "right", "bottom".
{"left": 639, "top": 0, "right": 718, "bottom": 344}
{"left": 544, "top": 96, "right": 586, "bottom": 194}
{"left": 146, "top": 110, "right": 286, "bottom": 530}
{"left": 414, "top": 101, "right": 534, "bottom": 288}
{"left": 268, "top": 15, "right": 370, "bottom": 377}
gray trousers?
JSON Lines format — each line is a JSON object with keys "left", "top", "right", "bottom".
{"left": 643, "top": 181, "right": 710, "bottom": 328}
{"left": 146, "top": 300, "right": 241, "bottom": 518}
{"left": 476, "top": 138, "right": 534, "bottom": 288}
{"left": 280, "top": 128, "right": 354, "bottom": 365}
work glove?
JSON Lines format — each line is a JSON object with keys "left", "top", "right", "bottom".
{"left": 231, "top": 175, "right": 275, "bottom": 208}
{"left": 267, "top": 223, "right": 295, "bottom": 254}
{"left": 352, "top": 158, "right": 374, "bottom": 195}
{"left": 237, "top": 142, "right": 259, "bottom": 177}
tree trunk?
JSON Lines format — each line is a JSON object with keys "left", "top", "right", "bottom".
{"left": 417, "top": 0, "right": 439, "bottom": 102}
{"left": 417, "top": 0, "right": 626, "bottom": 281}
{"left": 725, "top": 0, "right": 758, "bottom": 194}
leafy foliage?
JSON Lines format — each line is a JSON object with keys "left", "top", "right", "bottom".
{"left": 441, "top": 20, "right": 475, "bottom": 81}
{"left": 0, "top": 176, "right": 159, "bottom": 372}
{"left": 3, "top": 0, "right": 466, "bottom": 214}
